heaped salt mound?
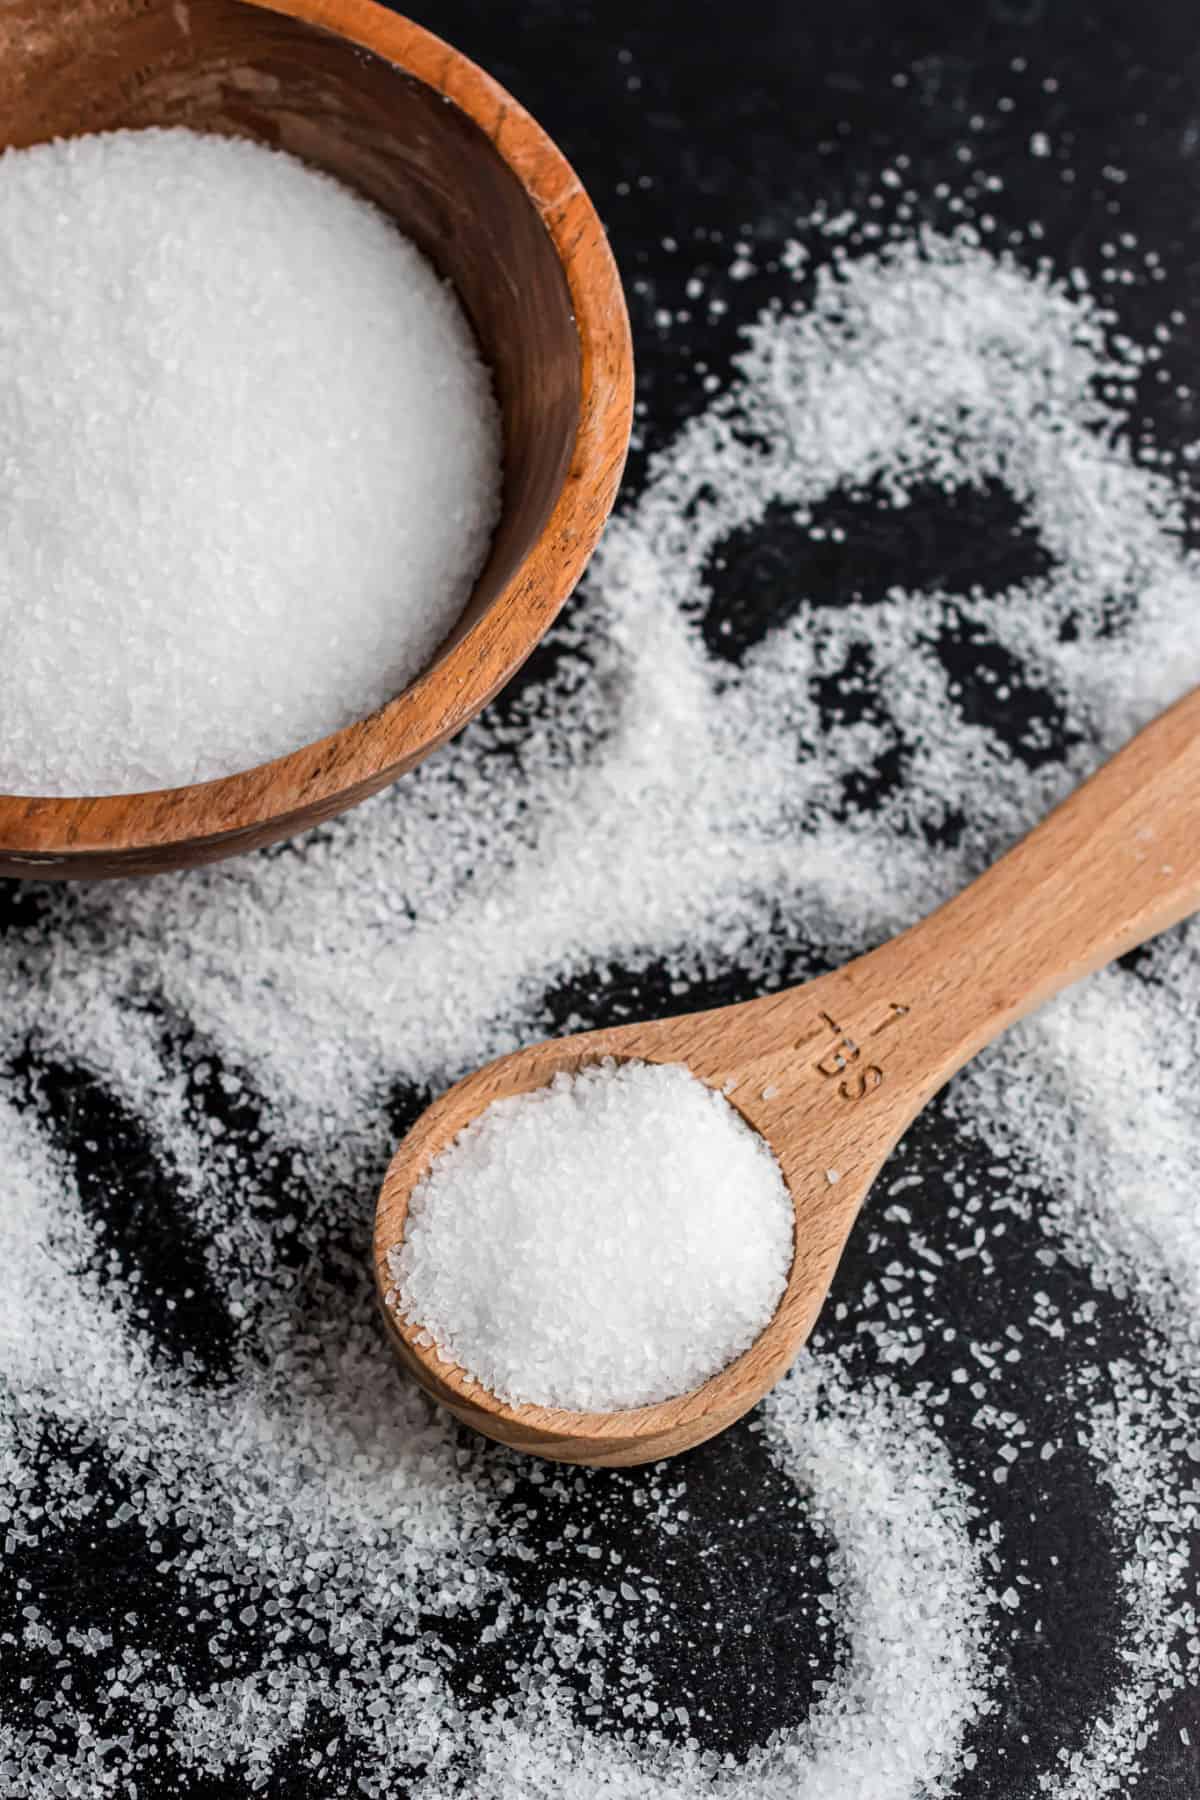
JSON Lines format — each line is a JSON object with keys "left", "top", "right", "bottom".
{"left": 0, "top": 127, "right": 501, "bottom": 794}
{"left": 389, "top": 1059, "right": 794, "bottom": 1409}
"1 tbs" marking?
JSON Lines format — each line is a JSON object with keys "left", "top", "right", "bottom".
{"left": 794, "top": 1002, "right": 910, "bottom": 1101}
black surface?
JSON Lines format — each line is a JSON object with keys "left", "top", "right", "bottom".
{"left": 3, "top": 1, "right": 1200, "bottom": 1794}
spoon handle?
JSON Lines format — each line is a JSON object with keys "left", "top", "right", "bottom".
{"left": 862, "top": 684, "right": 1200, "bottom": 1091}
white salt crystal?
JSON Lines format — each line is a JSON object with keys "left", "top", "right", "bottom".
{"left": 389, "top": 1059, "right": 794, "bottom": 1409}
{"left": 0, "top": 128, "right": 501, "bottom": 793}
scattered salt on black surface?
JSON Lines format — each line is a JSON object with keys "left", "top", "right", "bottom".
{"left": 0, "top": 120, "right": 1196, "bottom": 1798}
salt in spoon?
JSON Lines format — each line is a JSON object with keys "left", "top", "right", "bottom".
{"left": 374, "top": 685, "right": 1200, "bottom": 1466}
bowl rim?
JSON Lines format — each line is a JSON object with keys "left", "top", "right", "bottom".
{"left": 0, "top": 0, "right": 633, "bottom": 870}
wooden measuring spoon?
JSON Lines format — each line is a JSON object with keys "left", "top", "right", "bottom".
{"left": 374, "top": 686, "right": 1200, "bottom": 1467}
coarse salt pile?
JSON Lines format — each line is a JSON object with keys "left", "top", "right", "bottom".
{"left": 0, "top": 127, "right": 501, "bottom": 795}
{"left": 388, "top": 1059, "right": 795, "bottom": 1409}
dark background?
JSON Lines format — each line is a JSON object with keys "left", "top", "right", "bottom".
{"left": 401, "top": 0, "right": 1200, "bottom": 496}
{"left": 4, "top": 0, "right": 1200, "bottom": 1794}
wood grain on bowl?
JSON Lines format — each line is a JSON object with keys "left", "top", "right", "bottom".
{"left": 0, "top": 0, "right": 632, "bottom": 877}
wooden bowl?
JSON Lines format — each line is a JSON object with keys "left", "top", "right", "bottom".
{"left": 0, "top": 0, "right": 632, "bottom": 878}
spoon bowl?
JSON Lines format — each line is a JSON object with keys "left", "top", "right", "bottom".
{"left": 374, "top": 685, "right": 1200, "bottom": 1465}
{"left": 374, "top": 996, "right": 908, "bottom": 1465}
